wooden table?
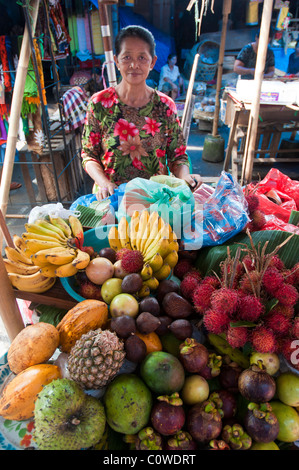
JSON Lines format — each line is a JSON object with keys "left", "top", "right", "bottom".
{"left": 13, "top": 279, "right": 77, "bottom": 310}
{"left": 223, "top": 90, "right": 299, "bottom": 180}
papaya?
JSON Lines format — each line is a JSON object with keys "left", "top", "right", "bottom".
{"left": 0, "top": 364, "right": 61, "bottom": 421}
{"left": 7, "top": 322, "right": 60, "bottom": 374}
{"left": 56, "top": 299, "right": 109, "bottom": 353}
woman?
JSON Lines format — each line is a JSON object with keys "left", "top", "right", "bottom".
{"left": 287, "top": 40, "right": 299, "bottom": 76}
{"left": 81, "top": 25, "right": 201, "bottom": 201}
{"left": 158, "top": 53, "right": 185, "bottom": 100}
{"left": 234, "top": 29, "right": 275, "bottom": 80}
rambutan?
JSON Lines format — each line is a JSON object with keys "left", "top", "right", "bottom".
{"left": 292, "top": 316, "right": 299, "bottom": 339}
{"left": 183, "top": 268, "right": 202, "bottom": 282}
{"left": 262, "top": 267, "right": 284, "bottom": 295}
{"left": 282, "top": 269, "right": 297, "bottom": 285}
{"left": 250, "top": 210, "right": 266, "bottom": 230}
{"left": 268, "top": 255, "right": 285, "bottom": 272}
{"left": 173, "top": 259, "right": 193, "bottom": 280}
{"left": 251, "top": 326, "right": 277, "bottom": 354}
{"left": 203, "top": 309, "right": 230, "bottom": 334}
{"left": 245, "top": 194, "right": 259, "bottom": 213}
{"left": 271, "top": 303, "right": 295, "bottom": 318}
{"left": 121, "top": 250, "right": 144, "bottom": 273}
{"left": 116, "top": 247, "right": 131, "bottom": 261}
{"left": 279, "top": 337, "right": 299, "bottom": 372}
{"left": 242, "top": 254, "right": 255, "bottom": 272}
{"left": 264, "top": 311, "right": 292, "bottom": 337}
{"left": 239, "top": 270, "right": 260, "bottom": 295}
{"left": 180, "top": 274, "right": 201, "bottom": 299}
{"left": 192, "top": 283, "right": 215, "bottom": 314}
{"left": 226, "top": 326, "right": 248, "bottom": 348}
{"left": 273, "top": 283, "right": 299, "bottom": 307}
{"left": 201, "top": 275, "right": 221, "bottom": 289}
{"left": 237, "top": 294, "right": 264, "bottom": 322}
{"left": 290, "top": 263, "right": 299, "bottom": 285}
{"left": 210, "top": 287, "right": 239, "bottom": 316}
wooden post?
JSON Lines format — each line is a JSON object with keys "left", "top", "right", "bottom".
{"left": 241, "top": 0, "right": 274, "bottom": 185}
{"left": 181, "top": 53, "right": 199, "bottom": 135}
{"left": 0, "top": 254, "right": 25, "bottom": 342}
{"left": 0, "top": 0, "right": 40, "bottom": 233}
{"left": 97, "top": 1, "right": 117, "bottom": 87}
{"left": 212, "top": 0, "right": 232, "bottom": 136}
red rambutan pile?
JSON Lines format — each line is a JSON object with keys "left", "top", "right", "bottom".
{"left": 262, "top": 267, "right": 284, "bottom": 295}
{"left": 183, "top": 268, "right": 202, "bottom": 282}
{"left": 210, "top": 287, "right": 239, "bottom": 316}
{"left": 180, "top": 274, "right": 201, "bottom": 299}
{"left": 272, "top": 283, "right": 299, "bottom": 306}
{"left": 226, "top": 326, "right": 248, "bottom": 348}
{"left": 267, "top": 254, "right": 285, "bottom": 272}
{"left": 239, "top": 270, "right": 260, "bottom": 295}
{"left": 237, "top": 294, "right": 264, "bottom": 322}
{"left": 270, "top": 303, "right": 295, "bottom": 318}
{"left": 292, "top": 317, "right": 299, "bottom": 339}
{"left": 201, "top": 275, "right": 221, "bottom": 289}
{"left": 192, "top": 283, "right": 216, "bottom": 314}
{"left": 173, "top": 259, "right": 193, "bottom": 280}
{"left": 251, "top": 326, "right": 277, "bottom": 353}
{"left": 264, "top": 311, "right": 292, "bottom": 337}
{"left": 203, "top": 309, "right": 230, "bottom": 334}
{"left": 121, "top": 250, "right": 144, "bottom": 273}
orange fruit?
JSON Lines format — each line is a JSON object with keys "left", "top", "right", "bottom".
{"left": 135, "top": 331, "right": 162, "bottom": 354}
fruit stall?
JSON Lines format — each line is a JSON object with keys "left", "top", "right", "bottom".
{"left": 0, "top": 170, "right": 299, "bottom": 451}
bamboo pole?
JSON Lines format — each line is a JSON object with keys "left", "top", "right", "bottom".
{"left": 181, "top": 53, "right": 199, "bottom": 134}
{"left": 0, "top": 254, "right": 25, "bottom": 342}
{"left": 97, "top": 1, "right": 117, "bottom": 87}
{"left": 241, "top": 0, "right": 274, "bottom": 185}
{"left": 212, "top": 0, "right": 232, "bottom": 136}
{"left": 0, "top": 0, "right": 40, "bottom": 246}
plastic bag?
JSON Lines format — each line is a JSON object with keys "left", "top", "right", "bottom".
{"left": 70, "top": 194, "right": 97, "bottom": 211}
{"left": 117, "top": 176, "right": 195, "bottom": 231}
{"left": 28, "top": 203, "right": 79, "bottom": 224}
{"left": 181, "top": 172, "right": 249, "bottom": 250}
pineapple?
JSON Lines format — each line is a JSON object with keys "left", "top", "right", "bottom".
{"left": 67, "top": 329, "right": 126, "bottom": 389}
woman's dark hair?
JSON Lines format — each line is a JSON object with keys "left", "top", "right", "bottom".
{"left": 167, "top": 53, "right": 177, "bottom": 63}
{"left": 114, "top": 25, "right": 156, "bottom": 57}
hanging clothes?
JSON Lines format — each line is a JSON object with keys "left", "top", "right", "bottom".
{"left": 48, "top": 0, "right": 71, "bottom": 57}
{"left": 62, "top": 85, "right": 88, "bottom": 132}
{"left": 0, "top": 36, "right": 12, "bottom": 93}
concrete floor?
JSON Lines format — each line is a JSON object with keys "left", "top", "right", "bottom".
{"left": 0, "top": 118, "right": 299, "bottom": 357}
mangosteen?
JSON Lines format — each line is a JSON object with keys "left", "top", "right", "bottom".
{"left": 207, "top": 439, "right": 230, "bottom": 450}
{"left": 187, "top": 400, "right": 223, "bottom": 443}
{"left": 151, "top": 393, "right": 185, "bottom": 436}
{"left": 210, "top": 390, "right": 237, "bottom": 420}
{"left": 238, "top": 361, "right": 276, "bottom": 403}
{"left": 244, "top": 402, "right": 279, "bottom": 443}
{"left": 179, "top": 338, "right": 209, "bottom": 373}
{"left": 164, "top": 431, "right": 198, "bottom": 450}
{"left": 219, "top": 362, "right": 243, "bottom": 393}
{"left": 126, "top": 427, "right": 163, "bottom": 450}
{"left": 221, "top": 423, "right": 252, "bottom": 450}
{"left": 200, "top": 353, "right": 222, "bottom": 380}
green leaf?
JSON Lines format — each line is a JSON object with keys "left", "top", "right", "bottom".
{"left": 195, "top": 230, "right": 299, "bottom": 276}
{"left": 265, "top": 297, "right": 279, "bottom": 314}
{"left": 230, "top": 321, "right": 257, "bottom": 328}
{"left": 288, "top": 210, "right": 299, "bottom": 226}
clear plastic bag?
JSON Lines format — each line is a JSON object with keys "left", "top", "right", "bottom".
{"left": 28, "top": 203, "right": 79, "bottom": 224}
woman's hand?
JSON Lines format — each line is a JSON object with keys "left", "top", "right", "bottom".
{"left": 96, "top": 182, "right": 118, "bottom": 201}
{"left": 181, "top": 173, "right": 202, "bottom": 191}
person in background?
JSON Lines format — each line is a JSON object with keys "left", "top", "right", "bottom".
{"left": 81, "top": 25, "right": 201, "bottom": 201}
{"left": 158, "top": 54, "right": 185, "bottom": 100}
{"left": 234, "top": 28, "right": 275, "bottom": 79}
{"left": 287, "top": 40, "right": 299, "bottom": 76}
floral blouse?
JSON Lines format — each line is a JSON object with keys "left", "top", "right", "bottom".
{"left": 81, "top": 87, "right": 189, "bottom": 190}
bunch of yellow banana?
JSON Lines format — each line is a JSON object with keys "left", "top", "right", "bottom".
{"left": 108, "top": 210, "right": 179, "bottom": 296}
{"left": 5, "top": 216, "right": 91, "bottom": 293}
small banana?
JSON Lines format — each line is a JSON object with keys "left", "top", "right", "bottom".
{"left": 143, "top": 222, "right": 172, "bottom": 259}
{"left": 144, "top": 237, "right": 170, "bottom": 262}
{"left": 137, "top": 284, "right": 151, "bottom": 298}
{"left": 33, "top": 247, "right": 76, "bottom": 266}
{"left": 154, "top": 262, "right": 171, "bottom": 281}
{"left": 49, "top": 215, "right": 72, "bottom": 238}
{"left": 108, "top": 226, "right": 122, "bottom": 252}
{"left": 163, "top": 250, "right": 179, "bottom": 269}
{"left": 5, "top": 246, "right": 34, "bottom": 266}
{"left": 55, "top": 262, "right": 78, "bottom": 278}
{"left": 25, "top": 238, "right": 63, "bottom": 254}
{"left": 34, "top": 218, "right": 67, "bottom": 241}
{"left": 135, "top": 210, "right": 149, "bottom": 251}
{"left": 68, "top": 215, "right": 84, "bottom": 246}
{"left": 39, "top": 263, "right": 58, "bottom": 278}
{"left": 71, "top": 249, "right": 90, "bottom": 270}
{"left": 3, "top": 258, "right": 40, "bottom": 275}
{"left": 8, "top": 271, "right": 56, "bottom": 293}
{"left": 22, "top": 231, "right": 67, "bottom": 245}
{"left": 143, "top": 276, "right": 159, "bottom": 291}
{"left": 118, "top": 217, "right": 132, "bottom": 250}
{"left": 13, "top": 234, "right": 27, "bottom": 254}
{"left": 142, "top": 214, "right": 162, "bottom": 254}
{"left": 140, "top": 262, "right": 153, "bottom": 281}
{"left": 148, "top": 252, "right": 164, "bottom": 272}
{"left": 129, "top": 210, "right": 140, "bottom": 250}
{"left": 25, "top": 223, "right": 66, "bottom": 242}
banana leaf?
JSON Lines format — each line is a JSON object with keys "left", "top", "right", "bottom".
{"left": 195, "top": 230, "right": 299, "bottom": 276}
{"left": 289, "top": 210, "right": 299, "bottom": 226}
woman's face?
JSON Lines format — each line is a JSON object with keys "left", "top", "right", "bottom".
{"left": 115, "top": 37, "right": 157, "bottom": 86}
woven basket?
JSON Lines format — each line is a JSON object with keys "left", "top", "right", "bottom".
{"left": 183, "top": 40, "right": 219, "bottom": 82}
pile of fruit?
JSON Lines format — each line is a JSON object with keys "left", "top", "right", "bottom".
{"left": 0, "top": 228, "right": 298, "bottom": 450}
{"left": 3, "top": 215, "right": 91, "bottom": 293}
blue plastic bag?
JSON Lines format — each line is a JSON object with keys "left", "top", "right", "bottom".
{"left": 70, "top": 183, "right": 127, "bottom": 213}
{"left": 181, "top": 172, "right": 249, "bottom": 250}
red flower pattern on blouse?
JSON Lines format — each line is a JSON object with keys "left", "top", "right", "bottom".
{"left": 89, "top": 131, "right": 101, "bottom": 146}
{"left": 114, "top": 118, "right": 139, "bottom": 141}
{"left": 92, "top": 88, "right": 118, "bottom": 108}
{"left": 142, "top": 117, "right": 161, "bottom": 137}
